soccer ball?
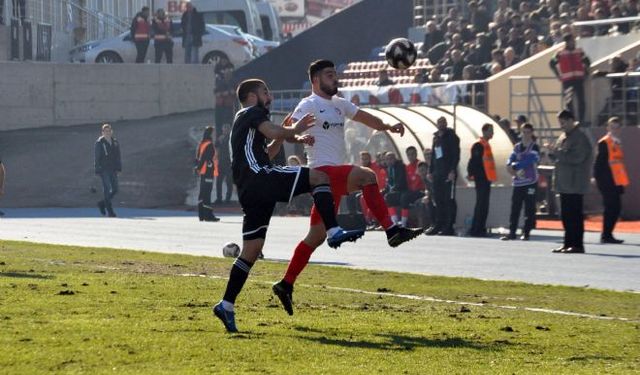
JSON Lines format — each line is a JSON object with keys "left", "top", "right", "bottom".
{"left": 222, "top": 242, "right": 240, "bottom": 258}
{"left": 385, "top": 38, "right": 417, "bottom": 70}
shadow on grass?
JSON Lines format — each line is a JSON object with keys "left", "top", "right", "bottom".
{"left": 0, "top": 272, "right": 54, "bottom": 279}
{"left": 294, "top": 326, "right": 510, "bottom": 351}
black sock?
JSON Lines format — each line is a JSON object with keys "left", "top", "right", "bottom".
{"left": 222, "top": 257, "right": 254, "bottom": 304}
{"left": 311, "top": 184, "right": 339, "bottom": 230}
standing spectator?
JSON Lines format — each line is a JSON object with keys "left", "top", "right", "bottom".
{"left": 181, "top": 3, "right": 205, "bottom": 64}
{"left": 550, "top": 110, "right": 593, "bottom": 253}
{"left": 502, "top": 123, "right": 540, "bottom": 241}
{"left": 94, "top": 123, "right": 121, "bottom": 217}
{"left": 467, "top": 123, "right": 496, "bottom": 237}
{"left": 594, "top": 117, "right": 629, "bottom": 244}
{"left": 469, "top": 1, "right": 491, "bottom": 33}
{"left": 214, "top": 56, "right": 236, "bottom": 133}
{"left": 383, "top": 152, "right": 409, "bottom": 226}
{"left": 425, "top": 116, "right": 460, "bottom": 236}
{"left": 130, "top": 6, "right": 151, "bottom": 63}
{"left": 549, "top": 33, "right": 591, "bottom": 124}
{"left": 152, "top": 9, "right": 173, "bottom": 63}
{"left": 195, "top": 126, "right": 220, "bottom": 222}
{"left": 499, "top": 118, "right": 519, "bottom": 144}
{"left": 215, "top": 123, "right": 233, "bottom": 204}
{"left": 415, "top": 158, "right": 434, "bottom": 228}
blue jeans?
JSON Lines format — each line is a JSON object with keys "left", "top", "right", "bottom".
{"left": 100, "top": 171, "right": 118, "bottom": 208}
{"left": 184, "top": 36, "right": 199, "bottom": 64}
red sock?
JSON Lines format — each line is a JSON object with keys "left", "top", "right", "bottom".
{"left": 362, "top": 184, "right": 394, "bottom": 229}
{"left": 283, "top": 241, "right": 315, "bottom": 284}
{"left": 401, "top": 208, "right": 410, "bottom": 218}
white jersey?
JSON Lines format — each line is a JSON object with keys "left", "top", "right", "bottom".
{"left": 292, "top": 93, "right": 359, "bottom": 168}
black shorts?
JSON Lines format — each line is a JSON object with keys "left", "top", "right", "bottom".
{"left": 239, "top": 166, "right": 311, "bottom": 240}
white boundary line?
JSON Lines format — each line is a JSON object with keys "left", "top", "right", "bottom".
{"left": 180, "top": 274, "right": 639, "bottom": 323}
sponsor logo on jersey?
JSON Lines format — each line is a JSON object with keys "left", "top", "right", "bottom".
{"left": 322, "top": 121, "right": 344, "bottom": 130}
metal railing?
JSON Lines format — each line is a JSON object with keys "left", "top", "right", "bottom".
{"left": 271, "top": 81, "right": 487, "bottom": 113}
{"left": 600, "top": 72, "right": 640, "bottom": 126}
{"left": 509, "top": 76, "right": 564, "bottom": 142}
{"left": 14, "top": 0, "right": 137, "bottom": 46}
{"left": 412, "top": 0, "right": 460, "bottom": 27}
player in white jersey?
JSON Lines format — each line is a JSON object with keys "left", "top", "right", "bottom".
{"left": 272, "top": 60, "right": 423, "bottom": 316}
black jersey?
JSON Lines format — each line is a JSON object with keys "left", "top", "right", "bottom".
{"left": 231, "top": 105, "right": 272, "bottom": 188}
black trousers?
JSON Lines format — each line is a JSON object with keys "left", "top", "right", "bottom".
{"left": 432, "top": 177, "right": 456, "bottom": 231}
{"left": 135, "top": 41, "right": 149, "bottom": 63}
{"left": 470, "top": 180, "right": 491, "bottom": 234}
{"left": 562, "top": 79, "right": 585, "bottom": 124}
{"left": 600, "top": 189, "right": 622, "bottom": 239}
{"left": 154, "top": 41, "right": 173, "bottom": 63}
{"left": 509, "top": 184, "right": 537, "bottom": 235}
{"left": 560, "top": 193, "right": 584, "bottom": 248}
{"left": 198, "top": 176, "right": 214, "bottom": 220}
{"left": 215, "top": 164, "right": 233, "bottom": 202}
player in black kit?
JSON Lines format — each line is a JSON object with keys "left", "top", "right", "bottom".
{"left": 213, "top": 79, "right": 364, "bottom": 332}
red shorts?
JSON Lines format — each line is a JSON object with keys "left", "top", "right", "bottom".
{"left": 309, "top": 165, "right": 354, "bottom": 225}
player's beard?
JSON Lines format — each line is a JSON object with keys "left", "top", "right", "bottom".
{"left": 257, "top": 97, "right": 271, "bottom": 109}
{"left": 320, "top": 80, "right": 338, "bottom": 97}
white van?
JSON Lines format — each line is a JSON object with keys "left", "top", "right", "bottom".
{"left": 256, "top": 1, "right": 282, "bottom": 42}
{"left": 191, "top": 0, "right": 264, "bottom": 38}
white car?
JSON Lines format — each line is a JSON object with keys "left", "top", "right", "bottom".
{"left": 69, "top": 22, "right": 253, "bottom": 67}
{"left": 215, "top": 24, "right": 279, "bottom": 56}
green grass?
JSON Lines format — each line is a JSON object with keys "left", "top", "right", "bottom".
{"left": 1, "top": 240, "right": 639, "bottom": 374}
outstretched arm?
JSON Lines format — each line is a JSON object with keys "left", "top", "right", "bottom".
{"left": 352, "top": 110, "right": 405, "bottom": 136}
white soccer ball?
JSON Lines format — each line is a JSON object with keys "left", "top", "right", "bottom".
{"left": 385, "top": 37, "right": 417, "bottom": 70}
{"left": 222, "top": 242, "right": 240, "bottom": 258}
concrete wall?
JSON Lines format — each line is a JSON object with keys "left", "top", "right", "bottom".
{"left": 0, "top": 62, "right": 215, "bottom": 130}
{"left": 0, "top": 25, "right": 9, "bottom": 61}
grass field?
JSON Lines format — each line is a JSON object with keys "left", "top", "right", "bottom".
{"left": 1, "top": 240, "right": 639, "bottom": 374}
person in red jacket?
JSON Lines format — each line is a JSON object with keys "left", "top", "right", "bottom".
{"left": 152, "top": 8, "right": 173, "bottom": 63}
{"left": 549, "top": 33, "right": 591, "bottom": 124}
{"left": 130, "top": 6, "right": 150, "bottom": 63}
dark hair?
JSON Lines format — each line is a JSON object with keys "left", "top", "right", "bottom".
{"left": 142, "top": 6, "right": 149, "bottom": 11}
{"left": 202, "top": 126, "right": 214, "bottom": 141}
{"left": 562, "top": 33, "right": 574, "bottom": 42}
{"left": 418, "top": 161, "right": 428, "bottom": 169}
{"left": 481, "top": 123, "right": 493, "bottom": 132}
{"left": 522, "top": 123, "right": 534, "bottom": 131}
{"left": 308, "top": 59, "right": 335, "bottom": 82}
{"left": 236, "top": 79, "right": 265, "bottom": 103}
{"left": 406, "top": 146, "right": 417, "bottom": 153}
{"left": 557, "top": 109, "right": 574, "bottom": 120}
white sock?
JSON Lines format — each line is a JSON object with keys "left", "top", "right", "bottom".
{"left": 221, "top": 300, "right": 234, "bottom": 312}
{"left": 391, "top": 215, "right": 399, "bottom": 225}
{"left": 326, "top": 226, "right": 342, "bottom": 238}
{"left": 401, "top": 217, "right": 408, "bottom": 227}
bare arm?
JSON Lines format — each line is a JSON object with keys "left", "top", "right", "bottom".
{"left": 352, "top": 110, "right": 405, "bottom": 136}
{"left": 258, "top": 113, "right": 316, "bottom": 159}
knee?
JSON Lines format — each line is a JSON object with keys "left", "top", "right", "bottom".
{"left": 310, "top": 170, "right": 329, "bottom": 186}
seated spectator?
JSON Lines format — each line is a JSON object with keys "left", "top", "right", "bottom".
{"left": 429, "top": 65, "right": 445, "bottom": 83}
{"left": 503, "top": 46, "right": 519, "bottom": 68}
{"left": 593, "top": 7, "right": 610, "bottom": 36}
{"left": 610, "top": 5, "right": 630, "bottom": 34}
{"left": 444, "top": 49, "right": 465, "bottom": 80}
{"left": 490, "top": 62, "right": 503, "bottom": 75}
{"left": 403, "top": 146, "right": 427, "bottom": 227}
{"left": 469, "top": 1, "right": 491, "bottom": 33}
{"left": 421, "top": 20, "right": 444, "bottom": 55}
{"left": 376, "top": 69, "right": 394, "bottom": 86}
{"left": 507, "top": 26, "right": 526, "bottom": 57}
{"left": 414, "top": 68, "right": 429, "bottom": 84}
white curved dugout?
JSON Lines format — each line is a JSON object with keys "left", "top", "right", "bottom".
{"left": 346, "top": 105, "right": 514, "bottom": 187}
